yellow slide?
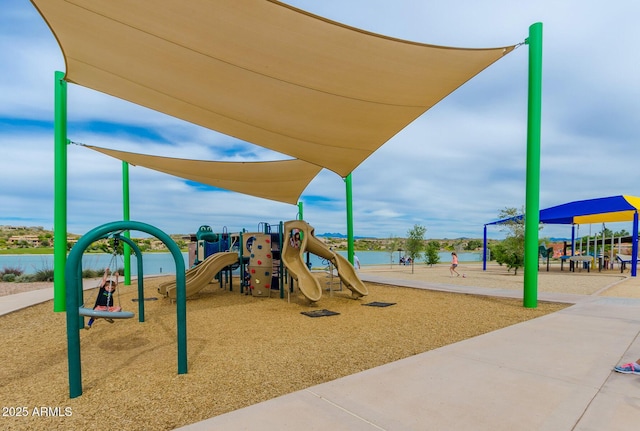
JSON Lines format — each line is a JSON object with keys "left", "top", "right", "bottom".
{"left": 164, "top": 252, "right": 238, "bottom": 300}
{"left": 282, "top": 220, "right": 368, "bottom": 302}
{"left": 158, "top": 259, "right": 200, "bottom": 295}
{"left": 158, "top": 251, "right": 228, "bottom": 295}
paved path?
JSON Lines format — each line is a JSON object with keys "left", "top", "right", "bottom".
{"left": 0, "top": 281, "right": 95, "bottom": 316}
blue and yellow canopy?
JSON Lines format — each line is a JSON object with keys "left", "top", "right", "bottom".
{"left": 540, "top": 195, "right": 640, "bottom": 225}
{"left": 488, "top": 195, "right": 640, "bottom": 226}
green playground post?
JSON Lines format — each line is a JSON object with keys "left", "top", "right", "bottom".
{"left": 53, "top": 71, "right": 68, "bottom": 312}
{"left": 122, "top": 161, "right": 131, "bottom": 285}
{"left": 345, "top": 173, "right": 354, "bottom": 264}
{"left": 524, "top": 22, "right": 543, "bottom": 308}
{"left": 297, "top": 201, "right": 303, "bottom": 220}
{"left": 113, "top": 234, "right": 145, "bottom": 321}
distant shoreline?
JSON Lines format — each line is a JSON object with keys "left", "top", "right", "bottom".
{"left": 0, "top": 248, "right": 189, "bottom": 255}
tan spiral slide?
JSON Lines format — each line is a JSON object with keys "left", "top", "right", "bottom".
{"left": 282, "top": 220, "right": 367, "bottom": 302}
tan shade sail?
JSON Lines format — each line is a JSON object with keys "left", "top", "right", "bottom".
{"left": 84, "top": 145, "right": 322, "bottom": 205}
{"left": 32, "top": 0, "right": 516, "bottom": 178}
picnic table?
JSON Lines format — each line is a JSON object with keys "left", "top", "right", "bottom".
{"left": 569, "top": 255, "right": 593, "bottom": 272}
{"left": 616, "top": 254, "right": 633, "bottom": 273}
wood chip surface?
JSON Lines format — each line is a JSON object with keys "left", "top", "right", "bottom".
{"left": 0, "top": 271, "right": 582, "bottom": 431}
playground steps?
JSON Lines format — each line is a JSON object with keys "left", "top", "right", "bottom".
{"left": 320, "top": 270, "right": 342, "bottom": 292}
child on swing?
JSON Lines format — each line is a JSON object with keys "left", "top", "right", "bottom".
{"left": 86, "top": 267, "right": 121, "bottom": 328}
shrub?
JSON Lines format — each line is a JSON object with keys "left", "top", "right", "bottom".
{"left": 1, "top": 266, "right": 24, "bottom": 277}
{"left": 490, "top": 239, "right": 524, "bottom": 275}
{"left": 424, "top": 241, "right": 440, "bottom": 267}
{"left": 15, "top": 274, "right": 35, "bottom": 283}
{"left": 32, "top": 268, "right": 54, "bottom": 282}
{"left": 2, "top": 273, "right": 16, "bottom": 282}
{"left": 82, "top": 269, "right": 103, "bottom": 279}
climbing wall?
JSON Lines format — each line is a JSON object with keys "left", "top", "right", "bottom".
{"left": 248, "top": 234, "right": 273, "bottom": 297}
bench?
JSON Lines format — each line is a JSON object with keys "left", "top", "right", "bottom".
{"left": 617, "top": 254, "right": 633, "bottom": 273}
{"left": 569, "top": 255, "right": 593, "bottom": 272}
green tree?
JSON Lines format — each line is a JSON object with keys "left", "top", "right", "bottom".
{"left": 465, "top": 239, "right": 482, "bottom": 250}
{"left": 494, "top": 207, "right": 526, "bottom": 275}
{"left": 424, "top": 240, "right": 440, "bottom": 267}
{"left": 405, "top": 224, "right": 426, "bottom": 274}
{"left": 385, "top": 235, "right": 401, "bottom": 268}
{"left": 135, "top": 239, "right": 150, "bottom": 252}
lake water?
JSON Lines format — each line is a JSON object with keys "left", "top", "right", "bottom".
{"left": 0, "top": 253, "right": 190, "bottom": 276}
{"left": 0, "top": 250, "right": 483, "bottom": 275}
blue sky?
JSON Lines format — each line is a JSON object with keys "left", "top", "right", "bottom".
{"left": 1, "top": 1, "right": 639, "bottom": 240}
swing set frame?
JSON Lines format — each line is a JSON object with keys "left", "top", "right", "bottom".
{"left": 65, "top": 220, "right": 187, "bottom": 399}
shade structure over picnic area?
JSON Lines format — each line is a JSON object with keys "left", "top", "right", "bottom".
{"left": 484, "top": 195, "right": 640, "bottom": 276}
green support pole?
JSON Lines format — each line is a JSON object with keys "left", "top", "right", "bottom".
{"left": 53, "top": 71, "right": 68, "bottom": 312}
{"left": 345, "top": 173, "right": 354, "bottom": 264}
{"left": 122, "top": 162, "right": 131, "bottom": 285}
{"left": 523, "top": 22, "right": 543, "bottom": 308}
{"left": 297, "top": 202, "right": 303, "bottom": 220}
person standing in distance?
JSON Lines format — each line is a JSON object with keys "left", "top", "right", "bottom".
{"left": 450, "top": 252, "right": 460, "bottom": 277}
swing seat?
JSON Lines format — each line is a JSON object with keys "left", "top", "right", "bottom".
{"left": 78, "top": 307, "right": 134, "bottom": 319}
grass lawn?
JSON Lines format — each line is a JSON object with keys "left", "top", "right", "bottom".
{"left": 0, "top": 248, "right": 54, "bottom": 255}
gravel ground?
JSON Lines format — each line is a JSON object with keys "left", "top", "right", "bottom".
{"left": 0, "top": 281, "right": 53, "bottom": 297}
{"left": 0, "top": 270, "right": 571, "bottom": 431}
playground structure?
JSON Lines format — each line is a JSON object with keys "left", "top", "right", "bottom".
{"left": 182, "top": 223, "right": 284, "bottom": 298}
{"left": 282, "top": 220, "right": 368, "bottom": 302}
{"left": 157, "top": 223, "right": 282, "bottom": 300}
{"left": 164, "top": 220, "right": 367, "bottom": 303}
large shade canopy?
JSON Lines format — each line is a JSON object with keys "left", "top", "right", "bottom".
{"left": 32, "top": 0, "right": 516, "bottom": 181}
{"left": 84, "top": 144, "right": 321, "bottom": 205}
{"left": 484, "top": 196, "right": 640, "bottom": 277}
{"left": 539, "top": 195, "right": 640, "bottom": 225}
{"left": 487, "top": 195, "right": 640, "bottom": 226}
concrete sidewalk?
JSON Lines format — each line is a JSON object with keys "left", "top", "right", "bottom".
{"left": 0, "top": 287, "right": 57, "bottom": 315}
{"left": 0, "top": 278, "right": 106, "bottom": 316}
{"left": 176, "top": 275, "right": 640, "bottom": 431}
